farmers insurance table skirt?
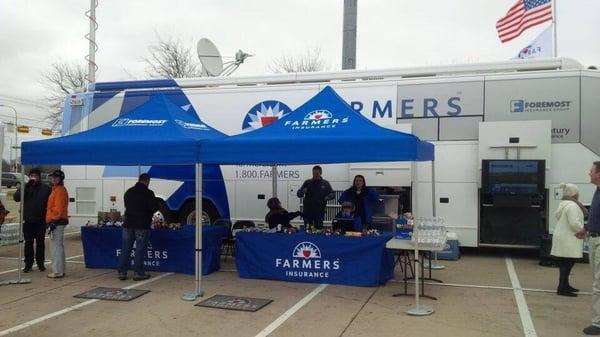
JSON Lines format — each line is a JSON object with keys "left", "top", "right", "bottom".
{"left": 81, "top": 225, "right": 227, "bottom": 275}
{"left": 235, "top": 232, "right": 395, "bottom": 287}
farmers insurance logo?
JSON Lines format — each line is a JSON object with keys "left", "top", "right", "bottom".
{"left": 112, "top": 118, "right": 167, "bottom": 127}
{"left": 116, "top": 240, "right": 168, "bottom": 267}
{"left": 284, "top": 109, "right": 349, "bottom": 130}
{"left": 242, "top": 100, "right": 292, "bottom": 131}
{"left": 275, "top": 242, "right": 340, "bottom": 279}
{"left": 510, "top": 99, "right": 572, "bottom": 113}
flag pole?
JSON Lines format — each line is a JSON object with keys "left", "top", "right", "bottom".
{"left": 552, "top": 0, "right": 557, "bottom": 57}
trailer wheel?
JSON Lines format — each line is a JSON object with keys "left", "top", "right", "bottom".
{"left": 178, "top": 200, "right": 219, "bottom": 225}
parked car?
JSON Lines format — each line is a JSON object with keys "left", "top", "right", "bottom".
{"left": 2, "top": 172, "right": 24, "bottom": 188}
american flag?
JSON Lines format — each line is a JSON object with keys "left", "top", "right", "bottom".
{"left": 496, "top": 0, "right": 553, "bottom": 43}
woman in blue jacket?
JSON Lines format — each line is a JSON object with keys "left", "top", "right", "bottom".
{"left": 338, "top": 175, "right": 380, "bottom": 228}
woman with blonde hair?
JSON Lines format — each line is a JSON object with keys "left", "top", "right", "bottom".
{"left": 551, "top": 183, "right": 588, "bottom": 297}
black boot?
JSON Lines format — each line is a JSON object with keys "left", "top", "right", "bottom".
{"left": 557, "top": 289, "right": 577, "bottom": 297}
{"left": 22, "top": 265, "right": 32, "bottom": 273}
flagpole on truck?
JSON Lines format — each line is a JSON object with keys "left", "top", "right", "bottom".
{"left": 552, "top": 0, "right": 557, "bottom": 57}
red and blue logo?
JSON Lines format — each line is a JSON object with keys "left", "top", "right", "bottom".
{"left": 292, "top": 242, "right": 322, "bottom": 259}
{"left": 304, "top": 110, "right": 332, "bottom": 121}
{"left": 242, "top": 100, "right": 292, "bottom": 131}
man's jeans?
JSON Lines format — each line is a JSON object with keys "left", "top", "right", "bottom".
{"left": 117, "top": 228, "right": 150, "bottom": 276}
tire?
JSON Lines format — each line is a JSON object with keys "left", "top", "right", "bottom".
{"left": 14, "top": 182, "right": 20, "bottom": 189}
{"left": 178, "top": 200, "right": 219, "bottom": 225}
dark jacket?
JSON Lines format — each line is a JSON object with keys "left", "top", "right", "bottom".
{"left": 265, "top": 209, "right": 302, "bottom": 229}
{"left": 14, "top": 181, "right": 51, "bottom": 223}
{"left": 297, "top": 178, "right": 334, "bottom": 217}
{"left": 338, "top": 187, "right": 380, "bottom": 225}
{"left": 123, "top": 182, "right": 159, "bottom": 230}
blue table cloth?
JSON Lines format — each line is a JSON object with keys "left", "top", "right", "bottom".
{"left": 81, "top": 225, "right": 226, "bottom": 275}
{"left": 235, "top": 232, "right": 395, "bottom": 287}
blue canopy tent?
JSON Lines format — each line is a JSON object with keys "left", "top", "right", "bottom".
{"left": 198, "top": 85, "right": 436, "bottom": 313}
{"left": 21, "top": 94, "right": 225, "bottom": 300}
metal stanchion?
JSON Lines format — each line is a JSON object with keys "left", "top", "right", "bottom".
{"left": 427, "top": 163, "right": 444, "bottom": 270}
{"left": 406, "top": 218, "right": 433, "bottom": 316}
{"left": 0, "top": 166, "right": 31, "bottom": 286}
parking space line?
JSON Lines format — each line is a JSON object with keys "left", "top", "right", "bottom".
{"left": 254, "top": 284, "right": 328, "bottom": 337}
{"left": 0, "top": 254, "right": 84, "bottom": 275}
{"left": 506, "top": 257, "right": 537, "bottom": 337}
{"left": 0, "top": 272, "right": 173, "bottom": 336}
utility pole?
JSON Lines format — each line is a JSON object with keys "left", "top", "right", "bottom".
{"left": 342, "top": 0, "right": 357, "bottom": 70}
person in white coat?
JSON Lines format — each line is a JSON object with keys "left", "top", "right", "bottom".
{"left": 551, "top": 183, "right": 588, "bottom": 297}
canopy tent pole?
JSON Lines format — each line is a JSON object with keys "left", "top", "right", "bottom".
{"left": 182, "top": 163, "right": 203, "bottom": 301}
{"left": 271, "top": 166, "right": 278, "bottom": 198}
{"left": 429, "top": 160, "right": 445, "bottom": 270}
{"left": 0, "top": 166, "right": 31, "bottom": 286}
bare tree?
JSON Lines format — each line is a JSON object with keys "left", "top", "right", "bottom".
{"left": 40, "top": 62, "right": 87, "bottom": 129}
{"left": 144, "top": 35, "right": 202, "bottom": 78}
{"left": 269, "top": 47, "right": 328, "bottom": 73}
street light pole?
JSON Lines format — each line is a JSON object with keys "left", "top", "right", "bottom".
{"left": 0, "top": 105, "right": 17, "bottom": 172}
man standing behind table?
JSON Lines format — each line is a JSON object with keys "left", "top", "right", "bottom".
{"left": 297, "top": 165, "right": 334, "bottom": 229}
{"left": 14, "top": 168, "right": 50, "bottom": 273}
{"left": 117, "top": 174, "right": 158, "bottom": 281}
{"left": 580, "top": 161, "right": 600, "bottom": 336}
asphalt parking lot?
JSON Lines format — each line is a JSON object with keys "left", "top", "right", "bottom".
{"left": 0, "top": 232, "right": 594, "bottom": 337}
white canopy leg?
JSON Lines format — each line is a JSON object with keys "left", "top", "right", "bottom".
{"left": 182, "top": 163, "right": 203, "bottom": 300}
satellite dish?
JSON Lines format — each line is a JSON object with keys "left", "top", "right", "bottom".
{"left": 197, "top": 38, "right": 224, "bottom": 76}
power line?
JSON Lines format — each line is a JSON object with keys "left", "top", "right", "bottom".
{"left": 0, "top": 115, "right": 51, "bottom": 124}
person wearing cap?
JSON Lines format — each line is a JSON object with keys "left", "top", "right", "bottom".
{"left": 13, "top": 168, "right": 51, "bottom": 273}
{"left": 551, "top": 183, "right": 587, "bottom": 297}
{"left": 338, "top": 175, "right": 380, "bottom": 229}
{"left": 46, "top": 170, "right": 69, "bottom": 279}
{"left": 334, "top": 201, "right": 363, "bottom": 232}
{"left": 118, "top": 173, "right": 158, "bottom": 281}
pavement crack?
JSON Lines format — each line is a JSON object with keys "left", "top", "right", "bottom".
{"left": 338, "top": 286, "right": 379, "bottom": 337}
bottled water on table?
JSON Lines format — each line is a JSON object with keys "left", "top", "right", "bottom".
{"left": 412, "top": 217, "right": 447, "bottom": 248}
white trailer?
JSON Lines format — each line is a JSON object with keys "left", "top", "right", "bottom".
{"left": 61, "top": 58, "right": 600, "bottom": 247}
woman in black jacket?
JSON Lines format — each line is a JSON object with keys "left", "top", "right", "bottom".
{"left": 265, "top": 197, "right": 302, "bottom": 229}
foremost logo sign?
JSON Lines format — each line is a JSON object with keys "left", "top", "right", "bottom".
{"left": 275, "top": 242, "right": 340, "bottom": 279}
{"left": 112, "top": 119, "right": 168, "bottom": 127}
{"left": 175, "top": 119, "right": 209, "bottom": 130}
{"left": 510, "top": 100, "right": 572, "bottom": 113}
{"left": 284, "top": 110, "right": 349, "bottom": 130}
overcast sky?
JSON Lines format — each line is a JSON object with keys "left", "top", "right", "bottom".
{"left": 1, "top": 0, "right": 598, "bottom": 106}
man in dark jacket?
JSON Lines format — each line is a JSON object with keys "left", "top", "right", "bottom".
{"left": 297, "top": 166, "right": 334, "bottom": 229}
{"left": 117, "top": 174, "right": 158, "bottom": 281}
{"left": 14, "top": 168, "right": 51, "bottom": 272}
